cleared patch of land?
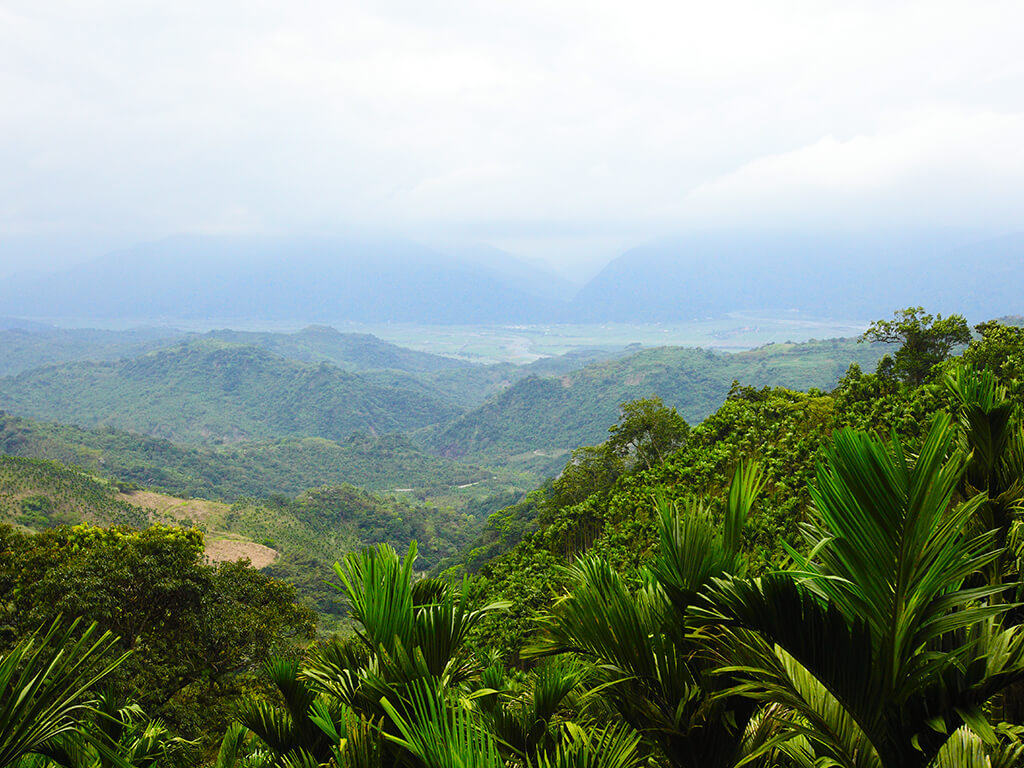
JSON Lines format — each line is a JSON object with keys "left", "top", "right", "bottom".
{"left": 205, "top": 537, "right": 278, "bottom": 568}
{"left": 118, "top": 490, "right": 229, "bottom": 525}
{"left": 117, "top": 490, "right": 279, "bottom": 566}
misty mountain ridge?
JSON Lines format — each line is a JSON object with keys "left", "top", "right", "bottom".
{"left": 570, "top": 231, "right": 1024, "bottom": 322}
{"left": 0, "top": 234, "right": 566, "bottom": 324}
{"left": 0, "top": 322, "right": 472, "bottom": 378}
{"left": 1, "top": 230, "right": 1021, "bottom": 324}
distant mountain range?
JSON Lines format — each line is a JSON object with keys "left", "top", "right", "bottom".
{"left": 1, "top": 231, "right": 1022, "bottom": 324}
{"left": 0, "top": 235, "right": 566, "bottom": 324}
{"left": 570, "top": 231, "right": 1024, "bottom": 323}
{"left": 0, "top": 323, "right": 467, "bottom": 378}
{"left": 421, "top": 338, "right": 888, "bottom": 462}
{"left": 0, "top": 328, "right": 887, "bottom": 467}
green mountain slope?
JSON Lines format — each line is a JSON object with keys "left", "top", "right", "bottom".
{"left": 0, "top": 339, "right": 461, "bottom": 444}
{"left": 0, "top": 412, "right": 500, "bottom": 500}
{"left": 0, "top": 325, "right": 181, "bottom": 376}
{"left": 0, "top": 454, "right": 149, "bottom": 529}
{"left": 0, "top": 451, "right": 485, "bottom": 628}
{"left": 203, "top": 325, "right": 469, "bottom": 373}
{"left": 417, "top": 345, "right": 640, "bottom": 408}
{"left": 422, "top": 338, "right": 889, "bottom": 462}
{"left": 457, "top": 366, "right": 948, "bottom": 655}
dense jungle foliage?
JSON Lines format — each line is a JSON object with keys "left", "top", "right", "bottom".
{"left": 5, "top": 311, "right": 1024, "bottom": 767}
{"left": 0, "top": 417, "right": 495, "bottom": 501}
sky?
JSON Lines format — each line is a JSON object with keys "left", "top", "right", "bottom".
{"left": 1, "top": 0, "right": 1023, "bottom": 278}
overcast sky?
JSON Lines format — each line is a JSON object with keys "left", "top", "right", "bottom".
{"left": 2, "top": 0, "right": 1022, "bottom": 275}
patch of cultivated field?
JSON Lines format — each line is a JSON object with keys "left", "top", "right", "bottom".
{"left": 119, "top": 490, "right": 229, "bottom": 525}
{"left": 118, "top": 489, "right": 277, "bottom": 566}
{"left": 204, "top": 536, "right": 278, "bottom": 568}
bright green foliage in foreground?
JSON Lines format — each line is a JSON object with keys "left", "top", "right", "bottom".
{"left": 195, "top": 397, "right": 1024, "bottom": 767}
{"left": 458, "top": 318, "right": 1014, "bottom": 657}
{"left": 0, "top": 524, "right": 315, "bottom": 756}
{"left": 0, "top": 619, "right": 128, "bottom": 768}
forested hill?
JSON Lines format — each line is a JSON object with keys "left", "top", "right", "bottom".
{"left": 0, "top": 324, "right": 181, "bottom": 377}
{"left": 0, "top": 454, "right": 150, "bottom": 530}
{"left": 423, "top": 337, "right": 889, "bottom": 461}
{"left": 201, "top": 325, "right": 469, "bottom": 373}
{"left": 450, "top": 318, "right": 1024, "bottom": 657}
{"left": 0, "top": 339, "right": 461, "bottom": 444}
{"left": 0, "top": 322, "right": 467, "bottom": 378}
{"left": 0, "top": 413, "right": 493, "bottom": 500}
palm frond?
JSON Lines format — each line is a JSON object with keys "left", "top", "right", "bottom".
{"left": 0, "top": 618, "right": 128, "bottom": 768}
{"left": 380, "top": 681, "right": 504, "bottom": 768}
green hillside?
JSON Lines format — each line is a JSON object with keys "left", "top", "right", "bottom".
{"left": 0, "top": 412, "right": 505, "bottom": 500}
{"left": 416, "top": 345, "right": 639, "bottom": 407}
{"left": 203, "top": 325, "right": 469, "bottom": 373}
{"left": 450, "top": 351, "right": 981, "bottom": 657}
{"left": 0, "top": 339, "right": 461, "bottom": 444}
{"left": 0, "top": 325, "right": 181, "bottom": 376}
{"left": 228, "top": 484, "right": 484, "bottom": 621}
{"left": 0, "top": 454, "right": 150, "bottom": 529}
{"left": 0, "top": 449, "right": 487, "bottom": 630}
{"left": 422, "top": 337, "right": 889, "bottom": 462}
{"left": 4, "top": 315, "right": 1024, "bottom": 768}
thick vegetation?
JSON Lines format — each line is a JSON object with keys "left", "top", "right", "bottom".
{"left": 0, "top": 416, "right": 495, "bottom": 500}
{"left": 4, "top": 311, "right": 1024, "bottom": 768}
{"left": 423, "top": 338, "right": 888, "bottom": 464}
{"left": 0, "top": 340, "right": 461, "bottom": 445}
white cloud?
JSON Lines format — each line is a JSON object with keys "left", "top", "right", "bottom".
{"left": 1, "top": 0, "right": 1023, "bottom": 262}
{"left": 678, "top": 109, "right": 1024, "bottom": 229}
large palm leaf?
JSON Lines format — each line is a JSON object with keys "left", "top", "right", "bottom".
{"left": 527, "top": 463, "right": 767, "bottom": 768}
{"left": 235, "top": 657, "right": 344, "bottom": 767}
{"left": 946, "top": 365, "right": 1024, "bottom": 591}
{"left": 703, "top": 415, "right": 1024, "bottom": 767}
{"left": 0, "top": 619, "right": 128, "bottom": 768}
{"left": 326, "top": 542, "right": 507, "bottom": 687}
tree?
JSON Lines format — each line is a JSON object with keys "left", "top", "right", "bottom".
{"left": 551, "top": 445, "right": 623, "bottom": 509}
{"left": 703, "top": 415, "right": 1024, "bottom": 767}
{"left": 961, "top": 320, "right": 1024, "bottom": 385}
{"left": 606, "top": 398, "right": 689, "bottom": 471}
{"left": 0, "top": 524, "right": 315, "bottom": 749}
{"left": 528, "top": 464, "right": 770, "bottom": 768}
{"left": 860, "top": 307, "right": 970, "bottom": 386}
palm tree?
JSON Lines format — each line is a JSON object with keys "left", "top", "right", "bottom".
{"left": 702, "top": 415, "right": 1024, "bottom": 767}
{"left": 234, "top": 657, "right": 345, "bottom": 768}
{"left": 249, "top": 543, "right": 509, "bottom": 767}
{"left": 527, "top": 463, "right": 771, "bottom": 768}
{"left": 0, "top": 619, "right": 128, "bottom": 768}
{"left": 945, "top": 365, "right": 1024, "bottom": 592}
